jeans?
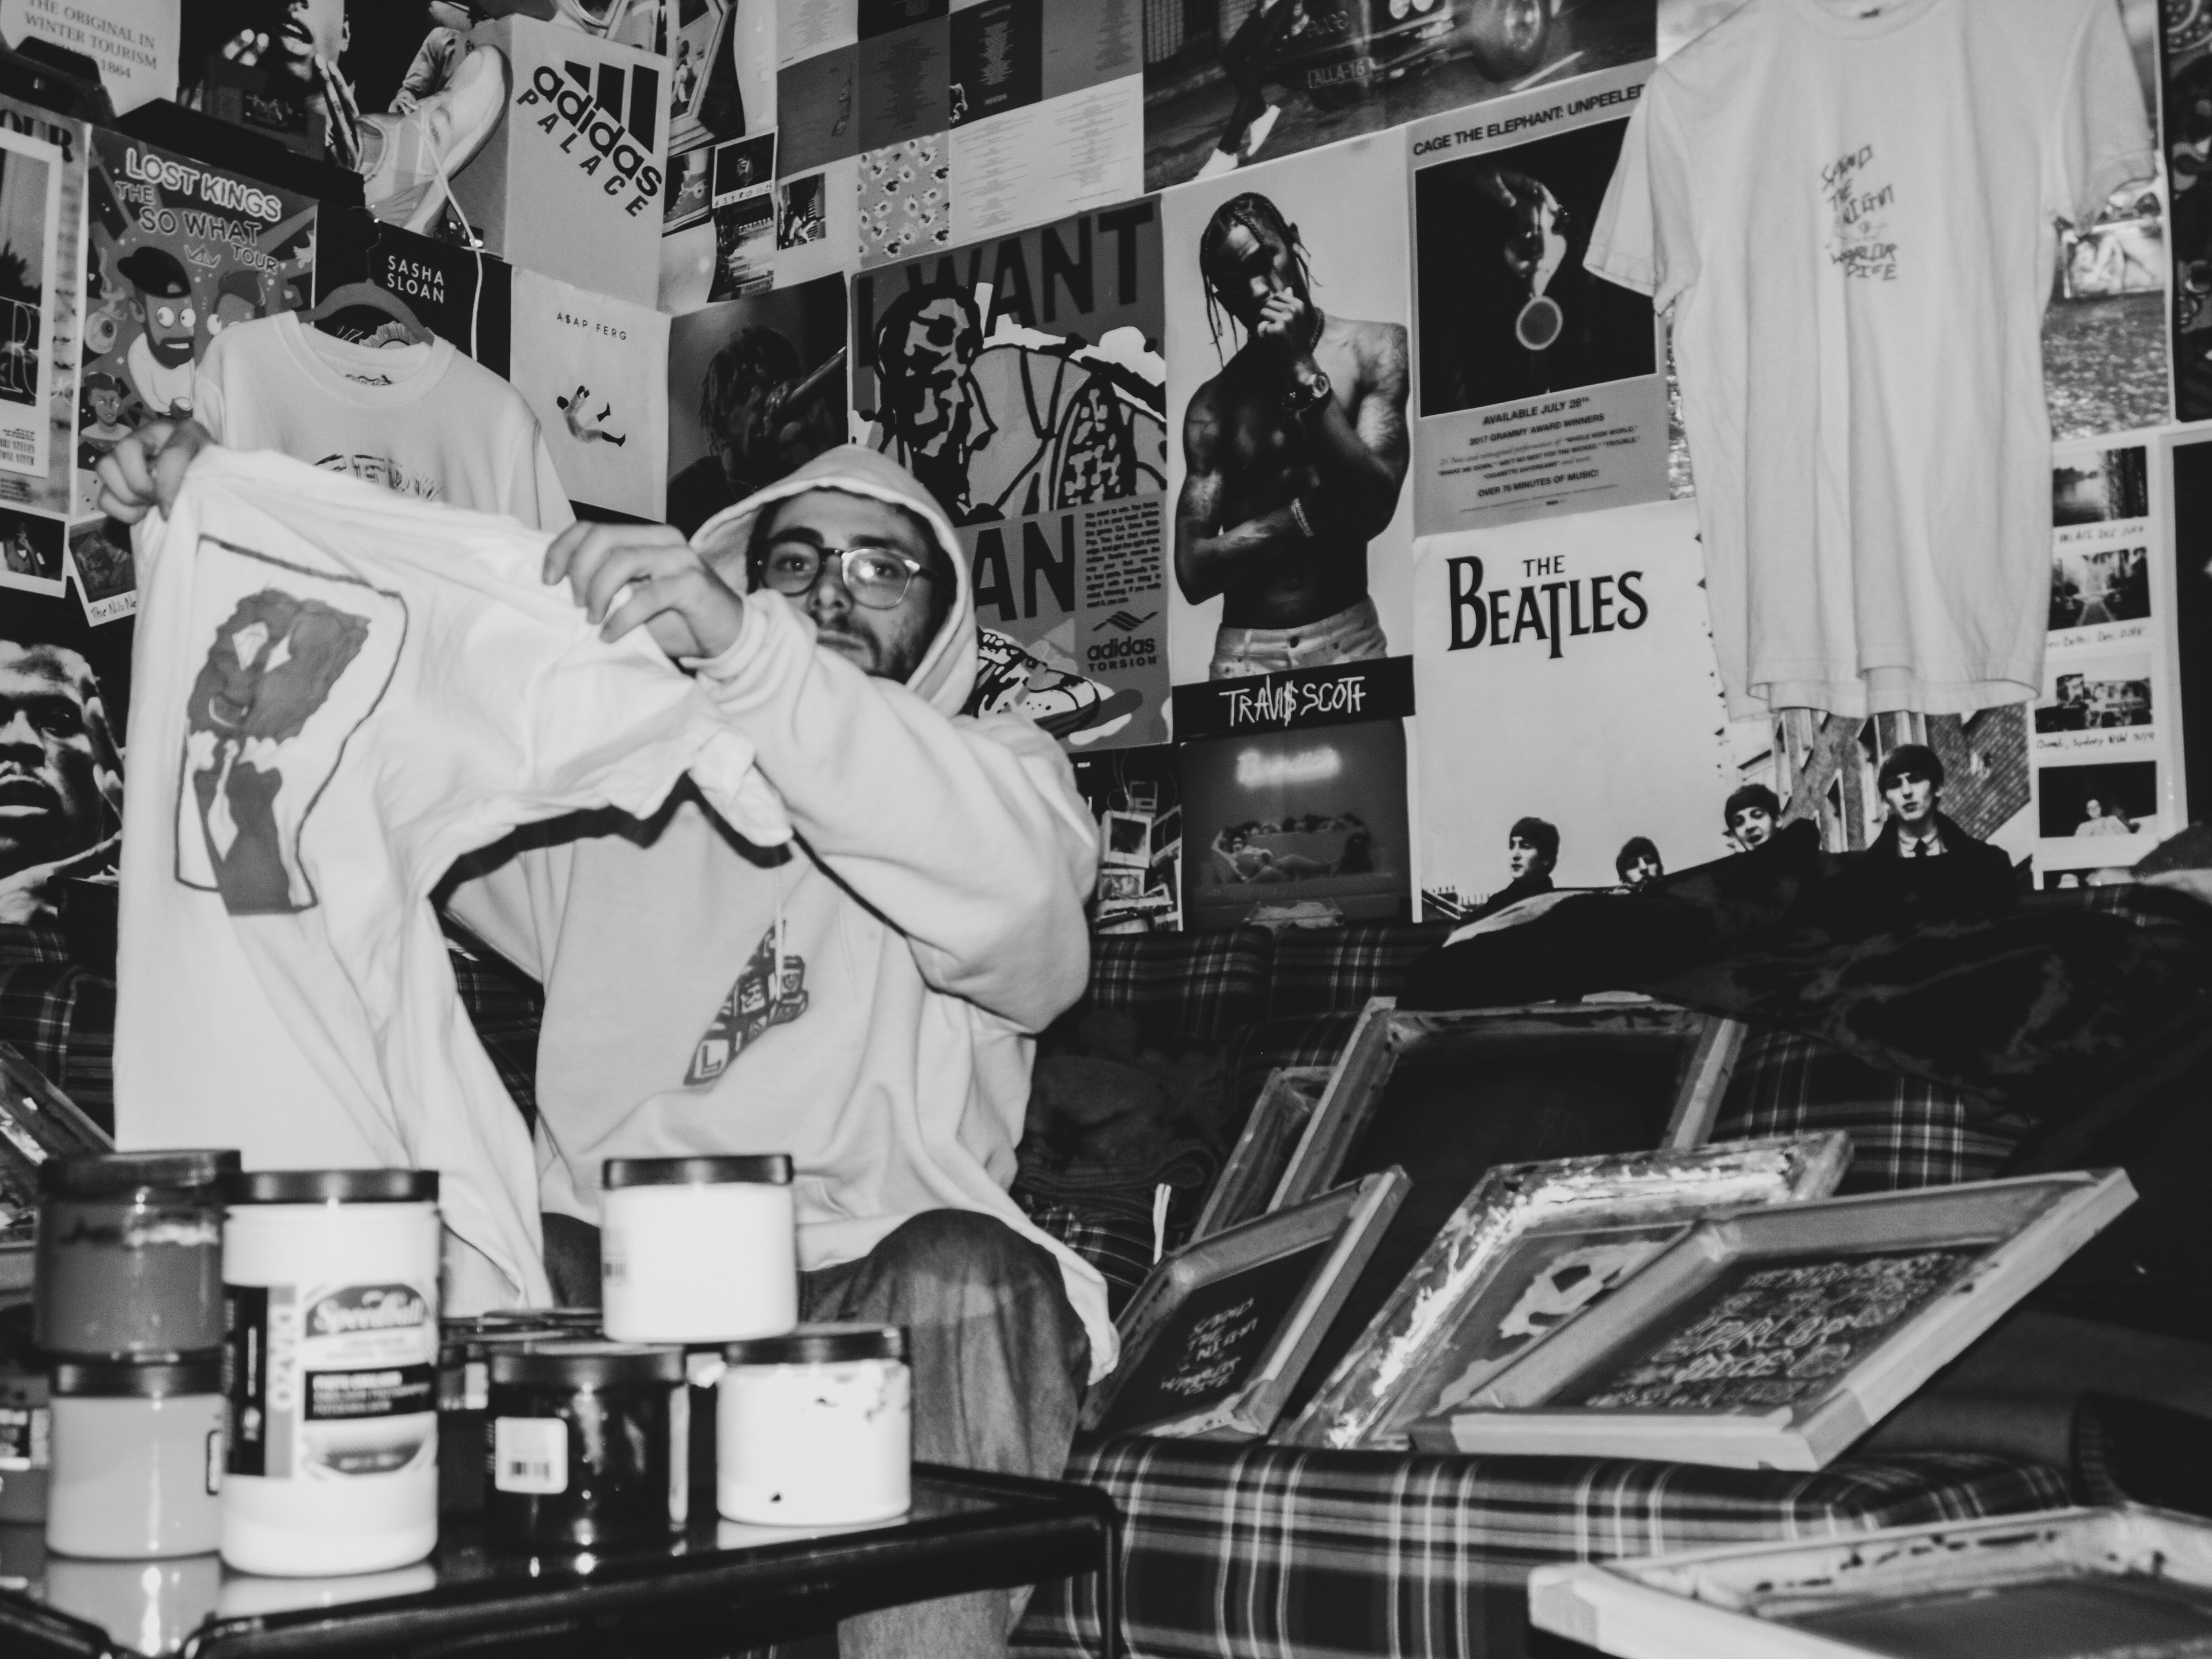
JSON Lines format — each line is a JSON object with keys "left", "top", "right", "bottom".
{"left": 1208, "top": 595, "right": 1389, "bottom": 679}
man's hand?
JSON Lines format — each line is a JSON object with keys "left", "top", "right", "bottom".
{"left": 543, "top": 520, "right": 746, "bottom": 662}
{"left": 94, "top": 419, "right": 215, "bottom": 525}
{"left": 1252, "top": 290, "right": 1317, "bottom": 379}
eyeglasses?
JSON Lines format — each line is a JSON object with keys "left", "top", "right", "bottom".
{"left": 757, "top": 539, "right": 936, "bottom": 611}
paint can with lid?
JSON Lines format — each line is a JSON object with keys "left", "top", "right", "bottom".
{"left": 718, "top": 1325, "right": 910, "bottom": 1527}
{"left": 486, "top": 1340, "right": 686, "bottom": 1552}
{"left": 219, "top": 1169, "right": 441, "bottom": 1576}
{"left": 46, "top": 1357, "right": 225, "bottom": 1559}
{"left": 600, "top": 1156, "right": 796, "bottom": 1344}
{"left": 437, "top": 1324, "right": 566, "bottom": 1517}
{"left": 36, "top": 1150, "right": 239, "bottom": 1359}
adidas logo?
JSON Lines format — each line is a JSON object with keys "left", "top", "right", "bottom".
{"left": 1094, "top": 609, "right": 1158, "bottom": 633}
{"left": 516, "top": 59, "right": 666, "bottom": 218}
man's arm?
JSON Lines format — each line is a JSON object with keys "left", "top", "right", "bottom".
{"left": 1295, "top": 320, "right": 1408, "bottom": 541}
{"left": 1173, "top": 382, "right": 1316, "bottom": 604}
{"left": 694, "top": 594, "right": 1099, "bottom": 1033}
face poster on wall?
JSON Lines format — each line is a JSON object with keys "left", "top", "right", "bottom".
{"left": 0, "top": 583, "right": 129, "bottom": 1017}
{"left": 1162, "top": 131, "right": 1415, "bottom": 708}
{"left": 1406, "top": 62, "right": 1667, "bottom": 535}
{"left": 2035, "top": 433, "right": 2185, "bottom": 880}
{"left": 854, "top": 200, "right": 1171, "bottom": 750}
{"left": 79, "top": 128, "right": 316, "bottom": 517}
{"left": 666, "top": 271, "right": 849, "bottom": 540}
{"left": 1140, "top": 0, "right": 1658, "bottom": 192}
{"left": 1411, "top": 497, "right": 1733, "bottom": 919}
{"left": 507, "top": 269, "right": 671, "bottom": 524}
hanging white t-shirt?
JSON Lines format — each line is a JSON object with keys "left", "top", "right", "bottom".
{"left": 113, "top": 446, "right": 790, "bottom": 1308}
{"left": 195, "top": 311, "right": 575, "bottom": 530}
{"left": 1587, "top": 0, "right": 2153, "bottom": 718}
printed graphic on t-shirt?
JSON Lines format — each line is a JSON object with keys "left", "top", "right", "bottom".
{"left": 315, "top": 453, "right": 440, "bottom": 501}
{"left": 175, "top": 537, "right": 406, "bottom": 916}
{"left": 1821, "top": 145, "right": 1898, "bottom": 281}
{"left": 685, "top": 923, "right": 809, "bottom": 1085}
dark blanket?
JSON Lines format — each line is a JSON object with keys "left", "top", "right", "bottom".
{"left": 1401, "top": 821, "right": 2212, "bottom": 1122}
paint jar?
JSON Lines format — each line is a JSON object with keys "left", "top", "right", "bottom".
{"left": 600, "top": 1156, "right": 797, "bottom": 1344}
{"left": 0, "top": 1361, "right": 50, "bottom": 1524}
{"left": 219, "top": 1169, "right": 441, "bottom": 1577}
{"left": 437, "top": 1326, "right": 563, "bottom": 1518}
{"left": 43, "top": 1552, "right": 222, "bottom": 1652}
{"left": 718, "top": 1325, "right": 910, "bottom": 1527}
{"left": 46, "top": 1358, "right": 225, "bottom": 1559}
{"left": 36, "top": 1150, "right": 239, "bottom": 1359}
{"left": 486, "top": 1340, "right": 686, "bottom": 1553}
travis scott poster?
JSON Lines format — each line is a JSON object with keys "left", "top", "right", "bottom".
{"left": 1412, "top": 498, "right": 1736, "bottom": 920}
{"left": 1406, "top": 60, "right": 1668, "bottom": 534}
{"left": 853, "top": 198, "right": 1170, "bottom": 751}
{"left": 1161, "top": 128, "right": 1419, "bottom": 925}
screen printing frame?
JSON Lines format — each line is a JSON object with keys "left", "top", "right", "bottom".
{"left": 1528, "top": 1504, "right": 2212, "bottom": 1659}
{"left": 1082, "top": 1168, "right": 1409, "bottom": 1441}
{"left": 1408, "top": 1171, "right": 2135, "bottom": 1469}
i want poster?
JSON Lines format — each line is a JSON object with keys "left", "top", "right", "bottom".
{"left": 1407, "top": 60, "right": 1668, "bottom": 535}
{"left": 1412, "top": 497, "right": 1733, "bottom": 921}
{"left": 853, "top": 198, "right": 1170, "bottom": 751}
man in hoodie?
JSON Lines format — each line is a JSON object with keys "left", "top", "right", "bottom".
{"left": 97, "top": 431, "right": 1108, "bottom": 1659}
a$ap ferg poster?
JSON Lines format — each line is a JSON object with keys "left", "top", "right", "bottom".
{"left": 1413, "top": 498, "right": 1735, "bottom": 918}
{"left": 853, "top": 199, "right": 1169, "bottom": 751}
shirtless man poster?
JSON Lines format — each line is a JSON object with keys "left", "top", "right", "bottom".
{"left": 1174, "top": 188, "right": 1410, "bottom": 681}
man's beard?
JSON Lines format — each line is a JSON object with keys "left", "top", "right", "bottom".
{"left": 146, "top": 334, "right": 195, "bottom": 369}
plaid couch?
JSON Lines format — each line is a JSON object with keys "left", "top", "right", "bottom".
{"left": 1014, "top": 922, "right": 2060, "bottom": 1659}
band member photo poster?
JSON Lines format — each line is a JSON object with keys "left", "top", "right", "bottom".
{"left": 1411, "top": 497, "right": 1735, "bottom": 919}
{"left": 1162, "top": 130, "right": 1416, "bottom": 694}
{"left": 667, "top": 271, "right": 849, "bottom": 539}
{"left": 1140, "top": 0, "right": 1658, "bottom": 194}
{"left": 852, "top": 202, "right": 1171, "bottom": 751}
{"left": 1406, "top": 61, "right": 1668, "bottom": 534}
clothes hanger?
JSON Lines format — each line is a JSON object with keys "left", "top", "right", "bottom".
{"left": 306, "top": 281, "right": 433, "bottom": 347}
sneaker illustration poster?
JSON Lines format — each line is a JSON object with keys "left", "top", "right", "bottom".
{"left": 77, "top": 129, "right": 316, "bottom": 517}
{"left": 509, "top": 268, "right": 670, "bottom": 523}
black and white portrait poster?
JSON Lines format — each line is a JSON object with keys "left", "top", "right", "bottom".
{"left": 507, "top": 269, "right": 671, "bottom": 524}
{"left": 853, "top": 200, "right": 1170, "bottom": 750}
{"left": 1411, "top": 498, "right": 1733, "bottom": 918}
{"left": 1140, "top": 0, "right": 1658, "bottom": 194}
{"left": 1407, "top": 61, "right": 1668, "bottom": 535}
{"left": 2035, "top": 431, "right": 2186, "bottom": 877}
{"left": 1161, "top": 130, "right": 1415, "bottom": 700}
{"left": 666, "top": 271, "right": 849, "bottom": 540}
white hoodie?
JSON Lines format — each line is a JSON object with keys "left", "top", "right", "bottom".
{"left": 445, "top": 447, "right": 1116, "bottom": 1377}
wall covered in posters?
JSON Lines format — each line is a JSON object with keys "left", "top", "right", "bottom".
{"left": 854, "top": 199, "right": 1171, "bottom": 748}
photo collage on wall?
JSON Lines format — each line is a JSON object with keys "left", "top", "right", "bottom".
{"left": 0, "top": 0, "right": 2193, "bottom": 971}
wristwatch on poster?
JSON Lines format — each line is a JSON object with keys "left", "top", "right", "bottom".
{"left": 1282, "top": 369, "right": 1332, "bottom": 416}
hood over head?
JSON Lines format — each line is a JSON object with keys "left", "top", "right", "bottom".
{"left": 691, "top": 445, "right": 975, "bottom": 715}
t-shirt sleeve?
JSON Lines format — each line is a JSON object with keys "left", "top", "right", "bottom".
{"left": 529, "top": 430, "right": 576, "bottom": 532}
{"left": 1586, "top": 85, "right": 1698, "bottom": 311}
{"left": 2050, "top": 0, "right": 2156, "bottom": 227}
{"left": 501, "top": 416, "right": 574, "bottom": 532}
{"left": 190, "top": 340, "right": 228, "bottom": 444}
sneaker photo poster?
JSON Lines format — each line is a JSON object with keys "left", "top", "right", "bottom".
{"left": 851, "top": 198, "right": 1171, "bottom": 752}
{"left": 79, "top": 128, "right": 317, "bottom": 518}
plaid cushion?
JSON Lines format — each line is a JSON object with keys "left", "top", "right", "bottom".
{"left": 1013, "top": 1438, "right": 2071, "bottom": 1659}
{"left": 0, "top": 926, "right": 113, "bottom": 1135}
{"left": 1267, "top": 923, "right": 1455, "bottom": 1021}
{"left": 1022, "top": 1199, "right": 1158, "bottom": 1317}
{"left": 446, "top": 929, "right": 545, "bottom": 1126}
{"left": 1089, "top": 929, "right": 1275, "bottom": 1043}
{"left": 1712, "top": 1025, "right": 2024, "bottom": 1192}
